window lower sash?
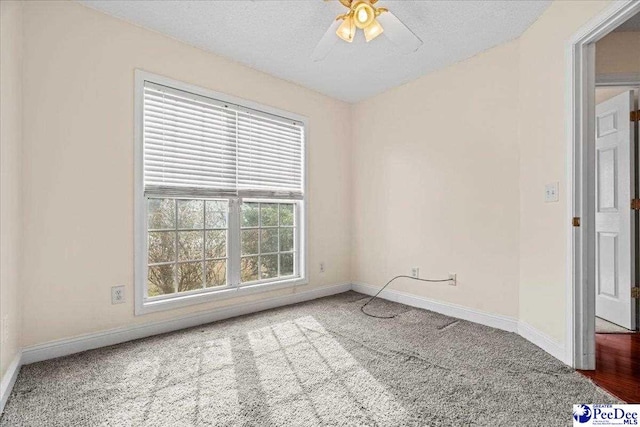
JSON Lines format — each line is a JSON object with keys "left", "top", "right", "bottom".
{"left": 138, "top": 195, "right": 305, "bottom": 314}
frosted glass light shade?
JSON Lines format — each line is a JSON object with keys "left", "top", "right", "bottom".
{"left": 364, "top": 19, "right": 384, "bottom": 42}
{"left": 336, "top": 16, "right": 355, "bottom": 42}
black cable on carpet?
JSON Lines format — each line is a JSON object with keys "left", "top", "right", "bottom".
{"left": 360, "top": 275, "right": 452, "bottom": 319}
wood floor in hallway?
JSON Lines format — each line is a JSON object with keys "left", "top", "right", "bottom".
{"left": 578, "top": 333, "right": 640, "bottom": 403}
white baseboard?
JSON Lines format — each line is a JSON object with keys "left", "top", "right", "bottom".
{"left": 16, "top": 281, "right": 567, "bottom": 380}
{"left": 22, "top": 283, "right": 351, "bottom": 365}
{"left": 518, "top": 321, "right": 567, "bottom": 364}
{"left": 352, "top": 282, "right": 569, "bottom": 364}
{"left": 352, "top": 282, "right": 519, "bottom": 333}
{"left": 0, "top": 351, "right": 22, "bottom": 414}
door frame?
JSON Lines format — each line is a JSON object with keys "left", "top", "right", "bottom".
{"left": 568, "top": 0, "right": 640, "bottom": 370}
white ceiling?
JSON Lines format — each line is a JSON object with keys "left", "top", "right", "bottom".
{"left": 80, "top": 0, "right": 551, "bottom": 103}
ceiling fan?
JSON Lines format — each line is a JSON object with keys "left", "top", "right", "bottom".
{"left": 312, "top": 0, "right": 423, "bottom": 61}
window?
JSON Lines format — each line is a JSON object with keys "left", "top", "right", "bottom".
{"left": 135, "top": 71, "right": 306, "bottom": 314}
{"left": 147, "top": 198, "right": 229, "bottom": 296}
{"left": 240, "top": 201, "right": 297, "bottom": 283}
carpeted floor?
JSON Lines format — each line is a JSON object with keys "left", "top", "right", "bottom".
{"left": 1, "top": 291, "right": 619, "bottom": 426}
{"left": 595, "top": 316, "right": 634, "bottom": 334}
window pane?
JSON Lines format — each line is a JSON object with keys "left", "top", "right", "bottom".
{"left": 177, "top": 199, "right": 204, "bottom": 229}
{"left": 279, "top": 228, "right": 294, "bottom": 252}
{"left": 148, "top": 198, "right": 175, "bottom": 229}
{"left": 241, "top": 256, "right": 259, "bottom": 282}
{"left": 205, "top": 200, "right": 228, "bottom": 229}
{"left": 279, "top": 204, "right": 294, "bottom": 226}
{"left": 178, "top": 262, "right": 204, "bottom": 292}
{"left": 280, "top": 253, "right": 294, "bottom": 276}
{"left": 242, "top": 202, "right": 259, "bottom": 227}
{"left": 260, "top": 229, "right": 278, "bottom": 254}
{"left": 148, "top": 264, "right": 175, "bottom": 296}
{"left": 147, "top": 197, "right": 301, "bottom": 294}
{"left": 148, "top": 231, "right": 176, "bottom": 264}
{"left": 261, "top": 254, "right": 278, "bottom": 280}
{"left": 178, "top": 231, "right": 203, "bottom": 261}
{"left": 241, "top": 229, "right": 259, "bottom": 255}
{"left": 261, "top": 203, "right": 278, "bottom": 227}
{"left": 205, "top": 260, "right": 226, "bottom": 288}
{"left": 205, "top": 230, "right": 226, "bottom": 259}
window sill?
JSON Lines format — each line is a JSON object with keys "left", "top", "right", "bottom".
{"left": 135, "top": 277, "right": 308, "bottom": 315}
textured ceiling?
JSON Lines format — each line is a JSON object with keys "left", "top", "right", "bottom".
{"left": 79, "top": 0, "right": 551, "bottom": 103}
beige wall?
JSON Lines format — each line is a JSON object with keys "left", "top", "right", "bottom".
{"left": 596, "top": 86, "right": 638, "bottom": 104}
{"left": 351, "top": 0, "right": 618, "bottom": 349}
{"left": 596, "top": 31, "right": 640, "bottom": 76}
{"left": 517, "top": 0, "right": 612, "bottom": 343}
{"left": 20, "top": 0, "right": 352, "bottom": 347}
{"left": 351, "top": 41, "right": 521, "bottom": 318}
{"left": 0, "top": 0, "right": 23, "bottom": 378}
{"left": 8, "top": 0, "right": 631, "bottom": 359}
{"left": 595, "top": 31, "right": 640, "bottom": 104}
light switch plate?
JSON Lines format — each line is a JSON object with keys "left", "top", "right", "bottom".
{"left": 545, "top": 182, "right": 559, "bottom": 203}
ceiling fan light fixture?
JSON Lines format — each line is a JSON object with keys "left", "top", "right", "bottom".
{"left": 313, "top": 0, "right": 422, "bottom": 60}
{"left": 364, "top": 19, "right": 383, "bottom": 42}
{"left": 336, "top": 15, "right": 355, "bottom": 42}
{"left": 353, "top": 1, "right": 375, "bottom": 29}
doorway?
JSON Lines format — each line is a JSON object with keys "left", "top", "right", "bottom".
{"left": 568, "top": 0, "right": 640, "bottom": 373}
{"left": 586, "top": 83, "right": 640, "bottom": 402}
{"left": 570, "top": 0, "right": 640, "bottom": 403}
{"left": 594, "top": 85, "right": 639, "bottom": 334}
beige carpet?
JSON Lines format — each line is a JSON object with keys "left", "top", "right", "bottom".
{"left": 1, "top": 291, "right": 618, "bottom": 426}
{"left": 595, "top": 316, "right": 634, "bottom": 334}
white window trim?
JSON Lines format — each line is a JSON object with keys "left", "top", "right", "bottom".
{"left": 134, "top": 70, "right": 308, "bottom": 315}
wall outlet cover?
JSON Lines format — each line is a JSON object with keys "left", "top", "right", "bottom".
{"left": 111, "top": 285, "right": 125, "bottom": 304}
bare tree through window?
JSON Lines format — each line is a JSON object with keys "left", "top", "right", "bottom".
{"left": 240, "top": 202, "right": 296, "bottom": 284}
{"left": 147, "top": 198, "right": 228, "bottom": 297}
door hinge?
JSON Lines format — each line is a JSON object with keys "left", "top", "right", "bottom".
{"left": 632, "top": 110, "right": 640, "bottom": 122}
{"left": 572, "top": 217, "right": 580, "bottom": 227}
{"left": 632, "top": 287, "right": 640, "bottom": 299}
{"left": 632, "top": 199, "right": 640, "bottom": 210}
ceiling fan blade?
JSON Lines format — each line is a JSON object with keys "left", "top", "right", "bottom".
{"left": 323, "top": 0, "right": 352, "bottom": 8}
{"left": 377, "top": 10, "right": 423, "bottom": 54}
{"left": 312, "top": 19, "right": 341, "bottom": 62}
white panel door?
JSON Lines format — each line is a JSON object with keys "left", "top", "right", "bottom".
{"left": 595, "top": 90, "right": 636, "bottom": 330}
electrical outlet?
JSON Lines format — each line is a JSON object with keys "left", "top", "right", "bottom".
{"left": 320, "top": 262, "right": 325, "bottom": 273}
{"left": 111, "top": 285, "right": 125, "bottom": 304}
{"left": 411, "top": 267, "right": 419, "bottom": 278}
{"left": 449, "top": 273, "right": 457, "bottom": 286}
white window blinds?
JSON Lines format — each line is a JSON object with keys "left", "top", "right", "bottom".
{"left": 237, "top": 111, "right": 303, "bottom": 197}
{"left": 143, "top": 81, "right": 304, "bottom": 199}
